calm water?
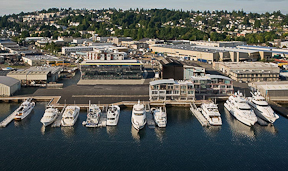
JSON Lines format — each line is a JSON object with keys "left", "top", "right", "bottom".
{"left": 0, "top": 102, "right": 288, "bottom": 171}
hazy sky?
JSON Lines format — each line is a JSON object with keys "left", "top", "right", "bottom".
{"left": 0, "top": 0, "right": 287, "bottom": 16}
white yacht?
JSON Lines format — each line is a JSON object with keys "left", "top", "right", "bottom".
{"left": 131, "top": 100, "right": 146, "bottom": 130}
{"left": 247, "top": 92, "right": 279, "bottom": 123}
{"left": 200, "top": 102, "right": 222, "bottom": 126}
{"left": 107, "top": 105, "right": 120, "bottom": 126}
{"left": 224, "top": 91, "right": 257, "bottom": 126}
{"left": 83, "top": 104, "right": 101, "bottom": 127}
{"left": 153, "top": 107, "right": 167, "bottom": 128}
{"left": 61, "top": 106, "right": 80, "bottom": 127}
{"left": 14, "top": 98, "right": 35, "bottom": 121}
{"left": 40, "top": 107, "right": 59, "bottom": 126}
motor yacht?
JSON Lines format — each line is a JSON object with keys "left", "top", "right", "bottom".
{"left": 224, "top": 91, "right": 257, "bottom": 126}
{"left": 83, "top": 104, "right": 101, "bottom": 127}
{"left": 61, "top": 106, "right": 80, "bottom": 127}
{"left": 200, "top": 102, "right": 222, "bottom": 126}
{"left": 40, "top": 106, "right": 59, "bottom": 126}
{"left": 14, "top": 98, "right": 35, "bottom": 121}
{"left": 247, "top": 92, "right": 279, "bottom": 123}
{"left": 107, "top": 105, "right": 120, "bottom": 126}
{"left": 153, "top": 107, "right": 167, "bottom": 128}
{"left": 131, "top": 100, "right": 146, "bottom": 130}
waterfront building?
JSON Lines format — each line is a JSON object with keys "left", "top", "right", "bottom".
{"left": 7, "top": 67, "right": 62, "bottom": 86}
{"left": 149, "top": 79, "right": 195, "bottom": 101}
{"left": 86, "top": 50, "right": 126, "bottom": 61}
{"left": 0, "top": 76, "right": 21, "bottom": 96}
{"left": 183, "top": 65, "right": 205, "bottom": 80}
{"left": 80, "top": 60, "right": 143, "bottom": 80}
{"left": 249, "top": 81, "right": 288, "bottom": 102}
{"left": 61, "top": 46, "right": 94, "bottom": 55}
{"left": 213, "top": 62, "right": 280, "bottom": 83}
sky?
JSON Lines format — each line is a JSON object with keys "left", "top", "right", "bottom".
{"left": 0, "top": 0, "right": 288, "bottom": 16}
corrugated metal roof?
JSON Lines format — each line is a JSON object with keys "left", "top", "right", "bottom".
{"left": 0, "top": 76, "right": 20, "bottom": 87}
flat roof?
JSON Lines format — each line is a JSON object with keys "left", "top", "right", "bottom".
{"left": 152, "top": 44, "right": 258, "bottom": 53}
{"left": 206, "top": 74, "right": 232, "bottom": 80}
{"left": 81, "top": 60, "right": 141, "bottom": 66}
{"left": 22, "top": 55, "right": 61, "bottom": 61}
{"left": 0, "top": 76, "right": 20, "bottom": 86}
{"left": 150, "top": 79, "right": 176, "bottom": 86}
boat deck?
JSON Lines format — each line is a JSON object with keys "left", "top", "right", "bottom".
{"left": 51, "top": 106, "right": 65, "bottom": 127}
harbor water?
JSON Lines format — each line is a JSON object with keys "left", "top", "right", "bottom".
{"left": 1, "top": 102, "right": 288, "bottom": 171}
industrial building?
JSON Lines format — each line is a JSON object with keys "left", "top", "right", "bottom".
{"left": 249, "top": 81, "right": 288, "bottom": 102}
{"left": 190, "top": 40, "right": 245, "bottom": 47}
{"left": 7, "top": 67, "right": 62, "bottom": 86}
{"left": 0, "top": 76, "right": 21, "bottom": 96}
{"left": 213, "top": 62, "right": 280, "bottom": 83}
{"left": 149, "top": 79, "right": 195, "bottom": 101}
{"left": 150, "top": 44, "right": 260, "bottom": 62}
{"left": 22, "top": 55, "right": 62, "bottom": 66}
{"left": 80, "top": 60, "right": 143, "bottom": 80}
{"left": 62, "top": 46, "right": 94, "bottom": 55}
{"left": 159, "top": 58, "right": 183, "bottom": 80}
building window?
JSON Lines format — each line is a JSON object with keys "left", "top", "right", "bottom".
{"left": 220, "top": 85, "right": 226, "bottom": 89}
{"left": 188, "top": 91, "right": 194, "bottom": 94}
{"left": 188, "top": 85, "right": 194, "bottom": 89}
{"left": 181, "top": 85, "right": 186, "bottom": 90}
{"left": 152, "top": 91, "right": 158, "bottom": 94}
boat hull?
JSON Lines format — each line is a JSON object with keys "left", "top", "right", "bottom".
{"left": 224, "top": 102, "right": 256, "bottom": 127}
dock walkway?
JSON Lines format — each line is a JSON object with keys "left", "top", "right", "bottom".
{"left": 190, "top": 103, "right": 209, "bottom": 127}
{"left": 146, "top": 103, "right": 155, "bottom": 129}
{"left": 0, "top": 111, "right": 16, "bottom": 128}
{"left": 51, "top": 106, "right": 66, "bottom": 127}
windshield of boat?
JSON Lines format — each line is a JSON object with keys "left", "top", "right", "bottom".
{"left": 134, "top": 112, "right": 144, "bottom": 116}
{"left": 65, "top": 117, "right": 74, "bottom": 119}
{"left": 208, "top": 108, "right": 218, "bottom": 112}
{"left": 239, "top": 108, "right": 251, "bottom": 110}
{"left": 255, "top": 98, "right": 265, "bottom": 101}
{"left": 107, "top": 118, "right": 115, "bottom": 120}
{"left": 258, "top": 104, "right": 269, "bottom": 107}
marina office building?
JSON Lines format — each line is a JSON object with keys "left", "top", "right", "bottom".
{"left": 149, "top": 74, "right": 233, "bottom": 102}
{"left": 149, "top": 79, "right": 195, "bottom": 101}
{"left": 150, "top": 44, "right": 262, "bottom": 63}
{"left": 213, "top": 62, "right": 280, "bottom": 83}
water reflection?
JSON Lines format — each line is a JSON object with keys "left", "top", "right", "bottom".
{"left": 131, "top": 126, "right": 140, "bottom": 141}
{"left": 13, "top": 111, "right": 34, "bottom": 129}
{"left": 131, "top": 126, "right": 146, "bottom": 142}
{"left": 224, "top": 108, "right": 255, "bottom": 139}
{"left": 40, "top": 125, "right": 55, "bottom": 135}
{"left": 106, "top": 126, "right": 118, "bottom": 137}
{"left": 154, "top": 127, "right": 166, "bottom": 142}
{"left": 61, "top": 126, "right": 75, "bottom": 138}
{"left": 254, "top": 124, "right": 278, "bottom": 136}
{"left": 203, "top": 126, "right": 221, "bottom": 137}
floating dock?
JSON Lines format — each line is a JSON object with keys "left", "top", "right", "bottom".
{"left": 51, "top": 106, "right": 66, "bottom": 128}
{"left": 146, "top": 103, "right": 155, "bottom": 129}
{"left": 190, "top": 103, "right": 209, "bottom": 127}
{"left": 0, "top": 111, "right": 16, "bottom": 128}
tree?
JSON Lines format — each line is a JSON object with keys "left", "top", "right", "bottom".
{"left": 20, "top": 31, "right": 30, "bottom": 38}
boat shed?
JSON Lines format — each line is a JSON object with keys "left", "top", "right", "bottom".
{"left": 249, "top": 81, "right": 288, "bottom": 102}
{"left": 0, "top": 76, "right": 21, "bottom": 96}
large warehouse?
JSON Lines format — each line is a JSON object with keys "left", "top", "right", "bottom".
{"left": 0, "top": 76, "right": 21, "bottom": 96}
{"left": 7, "top": 67, "right": 62, "bottom": 86}
{"left": 249, "top": 81, "right": 288, "bottom": 102}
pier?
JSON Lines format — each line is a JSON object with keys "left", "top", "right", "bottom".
{"left": 51, "top": 106, "right": 66, "bottom": 127}
{"left": 190, "top": 102, "right": 209, "bottom": 127}
{"left": 0, "top": 111, "right": 16, "bottom": 128}
{"left": 145, "top": 103, "right": 155, "bottom": 129}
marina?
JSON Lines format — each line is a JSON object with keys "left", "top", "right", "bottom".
{"left": 1, "top": 102, "right": 288, "bottom": 170}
